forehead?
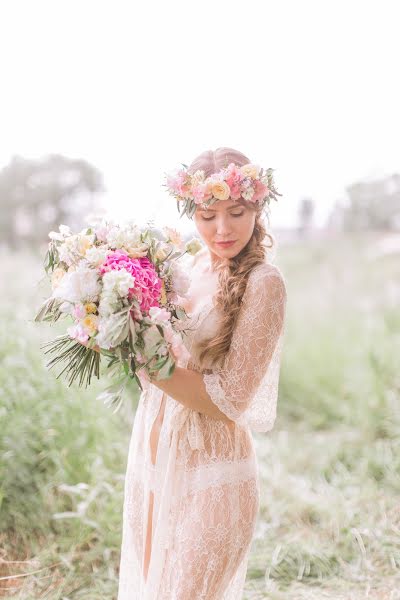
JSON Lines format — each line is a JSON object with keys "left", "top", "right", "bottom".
{"left": 196, "top": 200, "right": 244, "bottom": 212}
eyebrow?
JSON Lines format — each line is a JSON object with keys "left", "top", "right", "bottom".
{"left": 197, "top": 205, "right": 244, "bottom": 213}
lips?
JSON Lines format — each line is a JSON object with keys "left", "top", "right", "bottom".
{"left": 215, "top": 240, "right": 236, "bottom": 246}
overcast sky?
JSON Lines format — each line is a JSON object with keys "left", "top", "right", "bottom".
{"left": 0, "top": 0, "right": 398, "bottom": 233}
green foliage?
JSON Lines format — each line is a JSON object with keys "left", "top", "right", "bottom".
{"left": 1, "top": 234, "right": 400, "bottom": 597}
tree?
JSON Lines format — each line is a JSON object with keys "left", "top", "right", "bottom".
{"left": 342, "top": 173, "right": 400, "bottom": 231}
{"left": 0, "top": 153, "right": 105, "bottom": 248}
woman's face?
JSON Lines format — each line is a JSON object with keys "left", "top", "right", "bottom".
{"left": 193, "top": 199, "right": 257, "bottom": 263}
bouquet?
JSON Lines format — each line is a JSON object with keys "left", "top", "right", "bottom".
{"left": 34, "top": 218, "right": 202, "bottom": 410}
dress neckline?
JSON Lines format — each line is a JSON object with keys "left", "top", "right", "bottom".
{"left": 185, "top": 300, "right": 215, "bottom": 329}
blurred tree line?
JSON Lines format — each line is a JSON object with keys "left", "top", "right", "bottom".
{"left": 295, "top": 173, "right": 400, "bottom": 235}
{"left": 0, "top": 154, "right": 104, "bottom": 248}
{"left": 327, "top": 172, "right": 400, "bottom": 231}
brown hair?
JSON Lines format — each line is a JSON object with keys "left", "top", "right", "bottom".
{"left": 187, "top": 147, "right": 275, "bottom": 367}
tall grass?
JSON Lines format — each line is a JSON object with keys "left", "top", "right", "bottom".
{"left": 0, "top": 233, "right": 399, "bottom": 598}
{"left": 0, "top": 252, "right": 137, "bottom": 598}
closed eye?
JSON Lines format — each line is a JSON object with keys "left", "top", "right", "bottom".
{"left": 202, "top": 212, "right": 244, "bottom": 221}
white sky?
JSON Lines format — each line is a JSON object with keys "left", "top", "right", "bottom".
{"left": 0, "top": 0, "right": 399, "bottom": 233}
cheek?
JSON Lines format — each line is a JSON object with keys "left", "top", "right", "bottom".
{"left": 237, "top": 214, "right": 256, "bottom": 235}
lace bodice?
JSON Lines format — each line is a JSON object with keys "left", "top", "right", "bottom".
{"left": 176, "top": 259, "right": 287, "bottom": 432}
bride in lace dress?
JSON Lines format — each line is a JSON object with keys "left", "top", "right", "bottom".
{"left": 117, "top": 147, "right": 287, "bottom": 599}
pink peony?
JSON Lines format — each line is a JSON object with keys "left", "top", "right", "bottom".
{"left": 252, "top": 179, "right": 269, "bottom": 202}
{"left": 99, "top": 250, "right": 162, "bottom": 314}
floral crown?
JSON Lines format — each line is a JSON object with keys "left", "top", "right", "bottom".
{"left": 163, "top": 161, "right": 282, "bottom": 219}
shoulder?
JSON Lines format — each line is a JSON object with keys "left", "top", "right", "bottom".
{"left": 248, "top": 261, "right": 287, "bottom": 299}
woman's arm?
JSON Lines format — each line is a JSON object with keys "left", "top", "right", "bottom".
{"left": 150, "top": 366, "right": 234, "bottom": 423}
{"left": 151, "top": 265, "right": 287, "bottom": 425}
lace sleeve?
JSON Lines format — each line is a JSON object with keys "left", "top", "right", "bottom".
{"left": 202, "top": 263, "right": 287, "bottom": 432}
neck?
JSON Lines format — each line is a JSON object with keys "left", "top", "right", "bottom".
{"left": 207, "top": 249, "right": 226, "bottom": 273}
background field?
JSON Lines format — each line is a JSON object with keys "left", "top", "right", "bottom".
{"left": 1, "top": 232, "right": 399, "bottom": 599}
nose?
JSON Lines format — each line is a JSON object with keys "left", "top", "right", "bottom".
{"left": 215, "top": 215, "right": 233, "bottom": 236}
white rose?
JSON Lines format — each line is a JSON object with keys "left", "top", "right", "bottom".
{"left": 85, "top": 246, "right": 110, "bottom": 267}
{"left": 52, "top": 265, "right": 101, "bottom": 303}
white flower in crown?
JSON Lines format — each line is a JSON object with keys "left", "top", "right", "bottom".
{"left": 241, "top": 186, "right": 256, "bottom": 202}
{"left": 191, "top": 169, "right": 206, "bottom": 185}
{"left": 240, "top": 164, "right": 261, "bottom": 179}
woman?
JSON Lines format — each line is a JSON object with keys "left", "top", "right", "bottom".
{"left": 117, "top": 147, "right": 287, "bottom": 599}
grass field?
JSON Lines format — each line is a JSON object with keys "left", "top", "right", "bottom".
{"left": 1, "top": 232, "right": 399, "bottom": 599}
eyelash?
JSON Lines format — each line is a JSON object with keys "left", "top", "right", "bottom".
{"left": 202, "top": 212, "right": 244, "bottom": 221}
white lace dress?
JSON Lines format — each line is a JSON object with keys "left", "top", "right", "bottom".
{"left": 117, "top": 260, "right": 287, "bottom": 599}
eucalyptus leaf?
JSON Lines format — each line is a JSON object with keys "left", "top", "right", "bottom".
{"left": 142, "top": 325, "right": 164, "bottom": 354}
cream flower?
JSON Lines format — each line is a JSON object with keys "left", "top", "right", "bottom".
{"left": 82, "top": 314, "right": 99, "bottom": 335}
{"left": 163, "top": 226, "right": 183, "bottom": 248}
{"left": 78, "top": 235, "right": 95, "bottom": 256}
{"left": 240, "top": 164, "right": 260, "bottom": 179}
{"left": 185, "top": 238, "right": 203, "bottom": 256}
{"left": 51, "top": 267, "right": 66, "bottom": 290}
{"left": 154, "top": 246, "right": 169, "bottom": 261}
{"left": 191, "top": 169, "right": 206, "bottom": 185}
{"left": 211, "top": 181, "right": 231, "bottom": 200}
{"left": 160, "top": 280, "right": 167, "bottom": 305}
{"left": 125, "top": 244, "right": 149, "bottom": 258}
{"left": 85, "top": 302, "right": 97, "bottom": 314}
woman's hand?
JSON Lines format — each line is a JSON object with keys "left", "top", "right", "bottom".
{"left": 79, "top": 339, "right": 101, "bottom": 353}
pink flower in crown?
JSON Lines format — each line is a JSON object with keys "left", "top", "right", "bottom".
{"left": 99, "top": 250, "right": 162, "bottom": 314}
{"left": 229, "top": 185, "right": 241, "bottom": 200}
{"left": 167, "top": 170, "right": 193, "bottom": 199}
{"left": 192, "top": 181, "right": 213, "bottom": 205}
{"left": 225, "top": 163, "right": 243, "bottom": 186}
{"left": 166, "top": 170, "right": 186, "bottom": 193}
{"left": 207, "top": 170, "right": 225, "bottom": 184}
{"left": 225, "top": 163, "right": 244, "bottom": 200}
{"left": 252, "top": 179, "right": 269, "bottom": 202}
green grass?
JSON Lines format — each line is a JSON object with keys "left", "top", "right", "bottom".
{"left": 0, "top": 232, "right": 399, "bottom": 599}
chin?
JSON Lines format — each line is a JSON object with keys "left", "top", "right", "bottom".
{"left": 214, "top": 245, "right": 244, "bottom": 259}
